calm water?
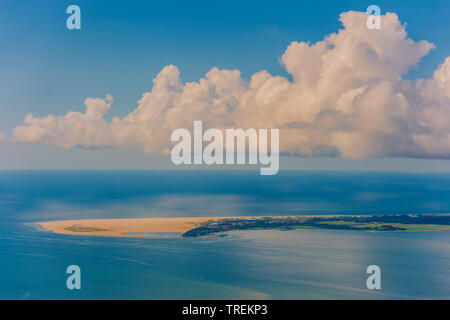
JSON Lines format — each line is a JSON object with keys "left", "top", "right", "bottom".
{"left": 0, "top": 170, "right": 449, "bottom": 299}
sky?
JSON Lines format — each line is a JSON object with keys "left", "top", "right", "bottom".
{"left": 1, "top": 0, "right": 450, "bottom": 171}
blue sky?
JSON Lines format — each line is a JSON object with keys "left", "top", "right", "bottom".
{"left": 1, "top": 0, "right": 450, "bottom": 170}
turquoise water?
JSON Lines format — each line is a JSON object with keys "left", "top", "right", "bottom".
{"left": 0, "top": 171, "right": 450, "bottom": 299}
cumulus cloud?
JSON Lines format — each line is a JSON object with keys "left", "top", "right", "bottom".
{"left": 10, "top": 11, "right": 450, "bottom": 159}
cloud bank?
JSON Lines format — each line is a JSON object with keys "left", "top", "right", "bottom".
{"left": 11, "top": 11, "right": 450, "bottom": 159}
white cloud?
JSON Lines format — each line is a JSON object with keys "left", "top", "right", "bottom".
{"left": 10, "top": 11, "right": 450, "bottom": 159}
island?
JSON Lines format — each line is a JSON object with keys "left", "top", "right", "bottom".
{"left": 37, "top": 214, "right": 450, "bottom": 238}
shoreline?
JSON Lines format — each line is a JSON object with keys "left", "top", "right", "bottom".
{"left": 38, "top": 217, "right": 220, "bottom": 237}
{"left": 37, "top": 214, "right": 450, "bottom": 238}
{"left": 38, "top": 216, "right": 273, "bottom": 237}
{"left": 37, "top": 215, "right": 343, "bottom": 237}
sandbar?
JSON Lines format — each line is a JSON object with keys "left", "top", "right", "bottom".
{"left": 38, "top": 216, "right": 259, "bottom": 237}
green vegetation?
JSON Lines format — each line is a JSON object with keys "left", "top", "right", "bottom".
{"left": 182, "top": 215, "right": 450, "bottom": 237}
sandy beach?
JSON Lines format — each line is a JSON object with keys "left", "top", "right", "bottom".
{"left": 38, "top": 217, "right": 223, "bottom": 237}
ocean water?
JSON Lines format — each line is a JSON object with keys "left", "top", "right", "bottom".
{"left": 0, "top": 170, "right": 449, "bottom": 299}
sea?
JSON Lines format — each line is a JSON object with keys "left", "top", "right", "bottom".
{"left": 0, "top": 170, "right": 449, "bottom": 299}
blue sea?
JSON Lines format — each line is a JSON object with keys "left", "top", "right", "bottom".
{"left": 0, "top": 170, "right": 450, "bottom": 299}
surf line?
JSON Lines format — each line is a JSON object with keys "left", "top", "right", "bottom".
{"left": 171, "top": 120, "right": 279, "bottom": 175}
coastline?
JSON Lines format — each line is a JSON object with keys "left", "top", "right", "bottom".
{"left": 38, "top": 217, "right": 220, "bottom": 237}
{"left": 38, "top": 216, "right": 270, "bottom": 237}
{"left": 37, "top": 215, "right": 323, "bottom": 237}
{"left": 37, "top": 214, "right": 450, "bottom": 238}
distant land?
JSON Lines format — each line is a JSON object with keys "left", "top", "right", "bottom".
{"left": 38, "top": 214, "right": 450, "bottom": 238}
